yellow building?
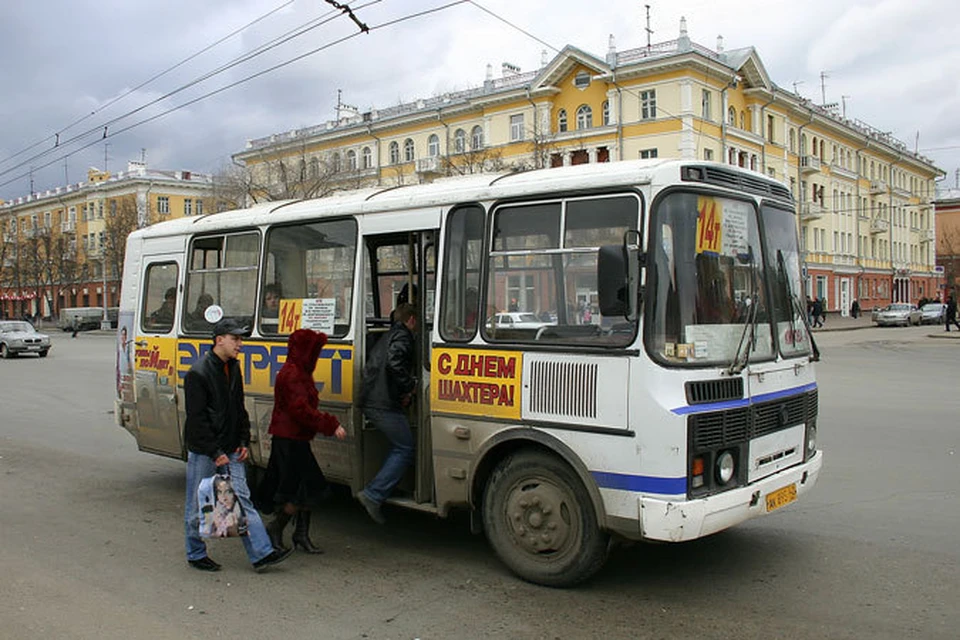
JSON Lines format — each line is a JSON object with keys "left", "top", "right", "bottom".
{"left": 0, "top": 161, "right": 213, "bottom": 321}
{"left": 236, "top": 19, "right": 943, "bottom": 314}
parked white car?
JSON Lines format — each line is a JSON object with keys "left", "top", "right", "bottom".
{"left": 486, "top": 312, "right": 554, "bottom": 330}
{"left": 874, "top": 303, "right": 922, "bottom": 327}
{"left": 0, "top": 320, "right": 52, "bottom": 358}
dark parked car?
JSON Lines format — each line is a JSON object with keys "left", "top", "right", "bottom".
{"left": 0, "top": 320, "right": 52, "bottom": 358}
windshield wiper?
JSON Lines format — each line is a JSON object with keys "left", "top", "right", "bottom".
{"left": 727, "top": 247, "right": 759, "bottom": 375}
{"left": 778, "top": 250, "right": 820, "bottom": 362}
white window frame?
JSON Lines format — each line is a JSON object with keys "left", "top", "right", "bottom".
{"left": 640, "top": 90, "right": 657, "bottom": 120}
{"left": 510, "top": 114, "right": 525, "bottom": 142}
{"left": 576, "top": 105, "right": 592, "bottom": 130}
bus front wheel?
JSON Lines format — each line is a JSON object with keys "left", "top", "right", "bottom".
{"left": 483, "top": 450, "right": 609, "bottom": 587}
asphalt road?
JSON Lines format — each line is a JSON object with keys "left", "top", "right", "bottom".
{"left": 0, "top": 327, "right": 957, "bottom": 640}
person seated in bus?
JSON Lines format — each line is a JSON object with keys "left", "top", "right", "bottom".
{"left": 147, "top": 287, "right": 177, "bottom": 330}
{"left": 262, "top": 283, "right": 282, "bottom": 320}
{"left": 186, "top": 293, "right": 215, "bottom": 332}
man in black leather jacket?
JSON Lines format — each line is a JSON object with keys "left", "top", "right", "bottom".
{"left": 182, "top": 317, "right": 291, "bottom": 572}
{"left": 355, "top": 303, "right": 418, "bottom": 524}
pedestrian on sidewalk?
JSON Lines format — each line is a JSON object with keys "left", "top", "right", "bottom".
{"left": 851, "top": 299, "right": 860, "bottom": 319}
{"left": 71, "top": 315, "right": 81, "bottom": 338}
{"left": 811, "top": 298, "right": 824, "bottom": 328}
{"left": 945, "top": 296, "right": 960, "bottom": 332}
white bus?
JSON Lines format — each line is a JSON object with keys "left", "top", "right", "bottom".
{"left": 114, "top": 159, "right": 822, "bottom": 586}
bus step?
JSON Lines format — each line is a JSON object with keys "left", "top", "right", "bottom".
{"left": 383, "top": 496, "right": 438, "bottom": 515}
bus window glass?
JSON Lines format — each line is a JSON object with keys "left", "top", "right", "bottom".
{"left": 762, "top": 204, "right": 811, "bottom": 357}
{"left": 260, "top": 218, "right": 356, "bottom": 338}
{"left": 183, "top": 232, "right": 260, "bottom": 333}
{"left": 439, "top": 205, "right": 484, "bottom": 341}
{"left": 141, "top": 263, "right": 178, "bottom": 333}
{"left": 646, "top": 192, "right": 774, "bottom": 366}
{"left": 484, "top": 194, "right": 639, "bottom": 346}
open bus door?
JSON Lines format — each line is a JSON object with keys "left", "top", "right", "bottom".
{"left": 132, "top": 256, "right": 184, "bottom": 458}
{"left": 358, "top": 229, "right": 437, "bottom": 506}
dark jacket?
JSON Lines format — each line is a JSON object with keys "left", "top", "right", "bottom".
{"left": 361, "top": 321, "right": 416, "bottom": 410}
{"left": 184, "top": 349, "right": 251, "bottom": 459}
{"left": 269, "top": 329, "right": 339, "bottom": 440}
{"left": 947, "top": 299, "right": 958, "bottom": 321}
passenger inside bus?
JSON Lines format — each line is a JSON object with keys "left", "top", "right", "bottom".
{"left": 262, "top": 283, "right": 282, "bottom": 319}
{"left": 146, "top": 287, "right": 177, "bottom": 331}
{"left": 185, "top": 293, "right": 215, "bottom": 332}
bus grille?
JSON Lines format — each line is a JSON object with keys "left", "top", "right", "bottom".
{"left": 528, "top": 360, "right": 598, "bottom": 419}
{"left": 685, "top": 378, "right": 744, "bottom": 404}
{"left": 690, "top": 389, "right": 817, "bottom": 449}
{"left": 682, "top": 164, "right": 793, "bottom": 201}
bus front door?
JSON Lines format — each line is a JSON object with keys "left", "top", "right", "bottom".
{"left": 133, "top": 256, "right": 183, "bottom": 458}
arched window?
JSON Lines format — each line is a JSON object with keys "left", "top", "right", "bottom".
{"left": 789, "top": 129, "right": 796, "bottom": 152}
{"left": 800, "top": 134, "right": 807, "bottom": 155}
{"left": 362, "top": 146, "right": 372, "bottom": 169}
{"left": 602, "top": 101, "right": 610, "bottom": 126}
{"left": 428, "top": 134, "right": 440, "bottom": 158}
{"left": 299, "top": 158, "right": 307, "bottom": 181}
{"left": 728, "top": 106, "right": 737, "bottom": 126}
{"left": 557, "top": 109, "right": 568, "bottom": 133}
{"left": 812, "top": 137, "right": 818, "bottom": 158}
{"left": 739, "top": 111, "right": 747, "bottom": 131}
{"left": 332, "top": 152, "right": 342, "bottom": 173}
{"left": 389, "top": 141, "right": 400, "bottom": 165}
{"left": 346, "top": 149, "right": 357, "bottom": 171}
{"left": 576, "top": 105, "right": 593, "bottom": 130}
{"left": 471, "top": 125, "right": 484, "bottom": 150}
{"left": 454, "top": 128, "right": 466, "bottom": 153}
{"left": 309, "top": 157, "right": 320, "bottom": 179}
{"left": 403, "top": 138, "right": 415, "bottom": 162}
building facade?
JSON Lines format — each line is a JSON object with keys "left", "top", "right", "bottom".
{"left": 0, "top": 161, "right": 213, "bottom": 322}
{"left": 934, "top": 191, "right": 960, "bottom": 299}
{"left": 234, "top": 21, "right": 943, "bottom": 315}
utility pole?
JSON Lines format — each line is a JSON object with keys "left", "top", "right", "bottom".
{"left": 104, "top": 142, "right": 110, "bottom": 174}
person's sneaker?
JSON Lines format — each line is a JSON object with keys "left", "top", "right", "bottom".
{"left": 252, "top": 547, "right": 293, "bottom": 572}
{"left": 356, "top": 491, "right": 386, "bottom": 525}
{"left": 188, "top": 556, "right": 221, "bottom": 572}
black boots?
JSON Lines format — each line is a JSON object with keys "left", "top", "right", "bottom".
{"left": 266, "top": 510, "right": 292, "bottom": 552}
{"left": 292, "top": 511, "right": 323, "bottom": 554}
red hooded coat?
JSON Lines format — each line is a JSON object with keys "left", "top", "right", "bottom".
{"left": 268, "top": 329, "right": 339, "bottom": 440}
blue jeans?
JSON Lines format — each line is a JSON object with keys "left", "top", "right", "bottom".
{"left": 362, "top": 408, "right": 415, "bottom": 505}
{"left": 184, "top": 451, "right": 274, "bottom": 563}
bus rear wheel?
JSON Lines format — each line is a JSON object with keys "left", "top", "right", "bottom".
{"left": 483, "top": 450, "right": 608, "bottom": 587}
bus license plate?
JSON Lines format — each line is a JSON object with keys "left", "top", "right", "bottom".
{"left": 765, "top": 483, "right": 797, "bottom": 512}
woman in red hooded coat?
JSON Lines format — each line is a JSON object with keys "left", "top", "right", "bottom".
{"left": 258, "top": 329, "right": 346, "bottom": 553}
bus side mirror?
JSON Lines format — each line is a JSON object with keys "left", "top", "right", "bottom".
{"left": 598, "top": 243, "right": 642, "bottom": 319}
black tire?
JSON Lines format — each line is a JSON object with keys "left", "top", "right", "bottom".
{"left": 38, "top": 349, "right": 49, "bottom": 358}
{"left": 0, "top": 343, "right": 11, "bottom": 359}
{"left": 482, "top": 450, "right": 609, "bottom": 587}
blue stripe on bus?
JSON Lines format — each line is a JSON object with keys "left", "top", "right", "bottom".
{"left": 670, "top": 382, "right": 817, "bottom": 415}
{"left": 592, "top": 471, "right": 687, "bottom": 495}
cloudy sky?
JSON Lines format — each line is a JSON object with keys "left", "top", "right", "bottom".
{"left": 1, "top": 0, "right": 958, "bottom": 202}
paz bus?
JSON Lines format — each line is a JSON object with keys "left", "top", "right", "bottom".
{"left": 114, "top": 159, "right": 822, "bottom": 586}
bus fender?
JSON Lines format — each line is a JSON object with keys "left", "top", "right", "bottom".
{"left": 468, "top": 427, "right": 607, "bottom": 529}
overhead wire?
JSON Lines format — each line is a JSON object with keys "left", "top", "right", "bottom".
{"left": 0, "top": 0, "right": 296, "bottom": 171}
{"left": 0, "top": 0, "right": 472, "bottom": 192}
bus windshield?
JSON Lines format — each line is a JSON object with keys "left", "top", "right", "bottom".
{"left": 646, "top": 191, "right": 774, "bottom": 367}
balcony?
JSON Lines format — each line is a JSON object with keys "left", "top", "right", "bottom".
{"left": 801, "top": 201, "right": 825, "bottom": 220}
{"left": 869, "top": 218, "right": 889, "bottom": 234}
{"left": 919, "top": 228, "right": 934, "bottom": 243}
{"left": 869, "top": 180, "right": 888, "bottom": 195}
{"left": 800, "top": 155, "right": 821, "bottom": 174}
{"left": 415, "top": 156, "right": 443, "bottom": 175}
{"left": 61, "top": 222, "right": 76, "bottom": 234}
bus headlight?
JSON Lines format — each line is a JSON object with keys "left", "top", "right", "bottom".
{"left": 716, "top": 450, "right": 736, "bottom": 485}
{"left": 805, "top": 422, "right": 817, "bottom": 459}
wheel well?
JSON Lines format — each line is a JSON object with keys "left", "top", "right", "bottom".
{"left": 469, "top": 432, "right": 607, "bottom": 526}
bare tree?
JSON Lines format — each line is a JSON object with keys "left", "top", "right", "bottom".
{"left": 443, "top": 146, "right": 506, "bottom": 176}
{"left": 224, "top": 145, "right": 346, "bottom": 204}
{"left": 102, "top": 196, "right": 140, "bottom": 283}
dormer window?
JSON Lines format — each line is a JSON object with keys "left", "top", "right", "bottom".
{"left": 574, "top": 71, "right": 591, "bottom": 89}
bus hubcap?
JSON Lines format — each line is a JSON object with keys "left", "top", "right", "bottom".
{"left": 506, "top": 480, "right": 571, "bottom": 554}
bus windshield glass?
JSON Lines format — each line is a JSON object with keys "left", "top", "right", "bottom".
{"left": 647, "top": 191, "right": 774, "bottom": 367}
{"left": 762, "top": 203, "right": 811, "bottom": 358}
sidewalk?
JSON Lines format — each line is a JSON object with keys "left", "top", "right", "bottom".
{"left": 812, "top": 312, "right": 960, "bottom": 338}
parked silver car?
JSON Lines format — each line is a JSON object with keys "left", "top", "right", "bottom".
{"left": 920, "top": 303, "right": 947, "bottom": 325}
{"left": 874, "top": 303, "right": 922, "bottom": 327}
{"left": 0, "top": 320, "right": 52, "bottom": 358}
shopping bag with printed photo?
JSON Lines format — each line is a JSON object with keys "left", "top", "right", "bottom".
{"left": 198, "top": 473, "right": 248, "bottom": 538}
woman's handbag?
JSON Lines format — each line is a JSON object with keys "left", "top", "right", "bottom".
{"left": 198, "top": 471, "right": 248, "bottom": 538}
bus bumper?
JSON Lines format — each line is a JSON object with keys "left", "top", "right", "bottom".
{"left": 639, "top": 450, "right": 823, "bottom": 542}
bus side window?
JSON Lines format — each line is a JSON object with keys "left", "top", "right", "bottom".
{"left": 141, "top": 263, "right": 179, "bottom": 334}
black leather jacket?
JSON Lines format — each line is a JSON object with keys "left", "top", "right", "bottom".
{"left": 361, "top": 321, "right": 416, "bottom": 410}
{"left": 184, "top": 349, "right": 251, "bottom": 459}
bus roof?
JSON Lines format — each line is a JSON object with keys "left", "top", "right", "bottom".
{"left": 130, "top": 159, "right": 786, "bottom": 239}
